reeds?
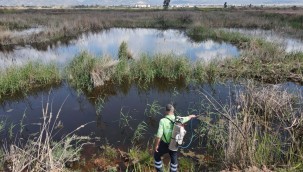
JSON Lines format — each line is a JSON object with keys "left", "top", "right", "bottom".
{"left": 66, "top": 51, "right": 195, "bottom": 91}
{"left": 65, "top": 52, "right": 95, "bottom": 91}
{"left": 144, "top": 100, "right": 163, "bottom": 117}
{"left": 0, "top": 62, "right": 60, "bottom": 99}
{"left": 66, "top": 42, "right": 303, "bottom": 93}
{"left": 130, "top": 54, "right": 192, "bottom": 83}
{"left": 1, "top": 29, "right": 301, "bottom": 100}
{"left": 198, "top": 81, "right": 303, "bottom": 170}
{"left": 131, "top": 121, "right": 147, "bottom": 144}
{"left": 118, "top": 41, "right": 132, "bottom": 60}
{"left": 2, "top": 96, "right": 91, "bottom": 171}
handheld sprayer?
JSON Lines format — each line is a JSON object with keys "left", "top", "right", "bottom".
{"left": 168, "top": 115, "right": 198, "bottom": 151}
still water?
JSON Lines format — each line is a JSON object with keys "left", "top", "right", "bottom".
{"left": 0, "top": 28, "right": 240, "bottom": 68}
{"left": 0, "top": 81, "right": 237, "bottom": 147}
{"left": 1, "top": 81, "right": 301, "bottom": 148}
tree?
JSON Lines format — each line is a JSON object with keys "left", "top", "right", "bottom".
{"left": 224, "top": 2, "right": 227, "bottom": 8}
{"left": 163, "top": 0, "right": 170, "bottom": 9}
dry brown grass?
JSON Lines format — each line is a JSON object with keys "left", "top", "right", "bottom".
{"left": 199, "top": 81, "right": 303, "bottom": 170}
{"left": 0, "top": 8, "right": 301, "bottom": 47}
{"left": 91, "top": 58, "right": 118, "bottom": 87}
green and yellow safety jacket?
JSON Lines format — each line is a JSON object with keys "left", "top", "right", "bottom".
{"left": 156, "top": 114, "right": 190, "bottom": 143}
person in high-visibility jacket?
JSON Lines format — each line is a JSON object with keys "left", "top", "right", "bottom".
{"left": 154, "top": 104, "right": 196, "bottom": 172}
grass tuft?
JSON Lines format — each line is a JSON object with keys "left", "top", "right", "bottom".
{"left": 0, "top": 62, "right": 60, "bottom": 100}
{"left": 65, "top": 51, "right": 95, "bottom": 91}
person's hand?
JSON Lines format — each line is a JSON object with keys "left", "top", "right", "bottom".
{"left": 155, "top": 145, "right": 159, "bottom": 152}
{"left": 189, "top": 114, "right": 197, "bottom": 119}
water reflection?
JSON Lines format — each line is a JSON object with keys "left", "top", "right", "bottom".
{"left": 0, "top": 81, "right": 236, "bottom": 147}
{"left": 225, "top": 28, "right": 303, "bottom": 53}
{"left": 0, "top": 28, "right": 239, "bottom": 69}
{"left": 1, "top": 79, "right": 302, "bottom": 148}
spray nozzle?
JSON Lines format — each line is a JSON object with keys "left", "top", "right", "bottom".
{"left": 175, "top": 116, "right": 184, "bottom": 124}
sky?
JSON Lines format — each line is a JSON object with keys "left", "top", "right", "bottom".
{"left": 0, "top": 0, "right": 302, "bottom": 6}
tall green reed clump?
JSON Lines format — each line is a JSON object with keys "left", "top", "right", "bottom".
{"left": 66, "top": 51, "right": 117, "bottom": 91}
{"left": 130, "top": 54, "right": 192, "bottom": 83}
{"left": 68, "top": 51, "right": 215, "bottom": 91}
{"left": 152, "top": 54, "right": 192, "bottom": 81}
{"left": 66, "top": 52, "right": 96, "bottom": 91}
{"left": 112, "top": 58, "right": 131, "bottom": 85}
{"left": 131, "top": 121, "right": 147, "bottom": 144}
{"left": 127, "top": 145, "right": 153, "bottom": 171}
{"left": 129, "top": 54, "right": 155, "bottom": 83}
{"left": 198, "top": 82, "right": 303, "bottom": 170}
{"left": 113, "top": 52, "right": 197, "bottom": 85}
{"left": 0, "top": 62, "right": 60, "bottom": 99}
{"left": 112, "top": 41, "right": 133, "bottom": 84}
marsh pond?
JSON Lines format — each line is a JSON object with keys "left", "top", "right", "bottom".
{"left": 1, "top": 27, "right": 303, "bottom": 171}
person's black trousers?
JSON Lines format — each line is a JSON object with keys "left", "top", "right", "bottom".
{"left": 154, "top": 140, "right": 178, "bottom": 172}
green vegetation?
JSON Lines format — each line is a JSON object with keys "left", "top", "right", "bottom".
{"left": 67, "top": 51, "right": 202, "bottom": 91}
{"left": 118, "top": 41, "right": 132, "bottom": 60}
{"left": 144, "top": 100, "right": 163, "bottom": 117}
{"left": 0, "top": 24, "right": 301, "bottom": 110}
{"left": 65, "top": 52, "right": 95, "bottom": 91}
{"left": 0, "top": 62, "right": 60, "bottom": 100}
{"left": 132, "top": 121, "right": 148, "bottom": 144}
{"left": 65, "top": 31, "right": 303, "bottom": 92}
{"left": 65, "top": 51, "right": 117, "bottom": 92}
{"left": 186, "top": 25, "right": 252, "bottom": 46}
{"left": 187, "top": 25, "right": 303, "bottom": 84}
{"left": 179, "top": 157, "right": 196, "bottom": 172}
{"left": 119, "top": 107, "right": 133, "bottom": 128}
{"left": 127, "top": 146, "right": 153, "bottom": 171}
